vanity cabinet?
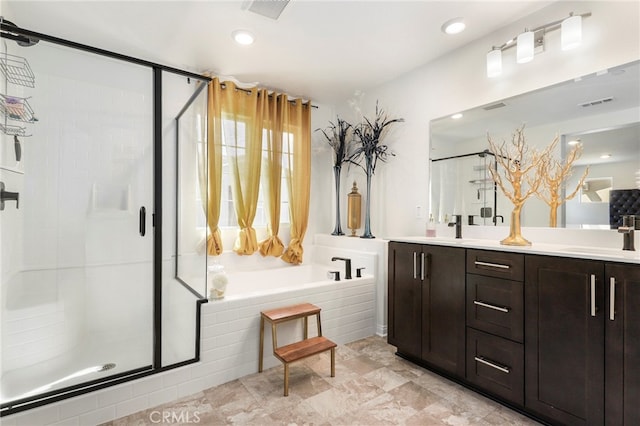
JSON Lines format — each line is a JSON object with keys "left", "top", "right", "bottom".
{"left": 524, "top": 255, "right": 605, "bottom": 425}
{"left": 605, "top": 263, "right": 640, "bottom": 426}
{"left": 465, "top": 249, "right": 524, "bottom": 405}
{"left": 387, "top": 242, "right": 465, "bottom": 377}
{"left": 389, "top": 241, "right": 640, "bottom": 425}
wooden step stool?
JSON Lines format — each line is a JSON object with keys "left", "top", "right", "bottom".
{"left": 259, "top": 302, "right": 337, "bottom": 396}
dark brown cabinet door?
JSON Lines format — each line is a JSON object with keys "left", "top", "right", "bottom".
{"left": 421, "top": 245, "right": 466, "bottom": 377}
{"left": 388, "top": 242, "right": 465, "bottom": 377}
{"left": 525, "top": 255, "right": 604, "bottom": 425}
{"left": 388, "top": 242, "right": 422, "bottom": 358}
{"left": 605, "top": 263, "right": 640, "bottom": 426}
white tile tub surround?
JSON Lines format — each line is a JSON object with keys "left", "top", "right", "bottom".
{"left": 3, "top": 246, "right": 377, "bottom": 425}
{"left": 313, "top": 234, "right": 389, "bottom": 336}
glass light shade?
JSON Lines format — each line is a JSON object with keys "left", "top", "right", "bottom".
{"left": 561, "top": 14, "right": 582, "bottom": 50}
{"left": 516, "top": 30, "right": 534, "bottom": 64}
{"left": 486, "top": 48, "right": 502, "bottom": 78}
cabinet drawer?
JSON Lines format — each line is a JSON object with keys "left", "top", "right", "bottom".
{"left": 467, "top": 249, "right": 524, "bottom": 281}
{"left": 467, "top": 328, "right": 524, "bottom": 406}
{"left": 466, "top": 274, "right": 523, "bottom": 342}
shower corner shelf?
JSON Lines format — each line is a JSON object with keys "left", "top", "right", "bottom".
{"left": 0, "top": 122, "right": 30, "bottom": 137}
{"left": 0, "top": 53, "right": 35, "bottom": 88}
{"left": 0, "top": 93, "right": 37, "bottom": 123}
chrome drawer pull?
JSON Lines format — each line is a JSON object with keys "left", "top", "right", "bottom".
{"left": 474, "top": 356, "right": 510, "bottom": 374}
{"left": 413, "top": 252, "right": 417, "bottom": 279}
{"left": 474, "top": 260, "right": 510, "bottom": 270}
{"left": 590, "top": 274, "right": 596, "bottom": 317}
{"left": 473, "top": 300, "right": 510, "bottom": 313}
{"left": 609, "top": 277, "right": 616, "bottom": 321}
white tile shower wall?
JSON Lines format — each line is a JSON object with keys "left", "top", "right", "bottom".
{"left": 162, "top": 273, "right": 198, "bottom": 366}
{"left": 2, "top": 268, "right": 84, "bottom": 372}
{"left": 3, "top": 264, "right": 376, "bottom": 425}
{"left": 18, "top": 44, "right": 153, "bottom": 272}
{"left": 83, "top": 262, "right": 152, "bottom": 340}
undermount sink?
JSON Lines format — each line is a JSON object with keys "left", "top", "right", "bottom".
{"left": 421, "top": 237, "right": 479, "bottom": 244}
{"left": 558, "top": 246, "right": 639, "bottom": 258}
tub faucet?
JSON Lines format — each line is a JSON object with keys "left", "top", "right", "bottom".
{"left": 618, "top": 215, "right": 636, "bottom": 251}
{"left": 448, "top": 215, "right": 462, "bottom": 239}
{"left": 331, "top": 257, "right": 352, "bottom": 279}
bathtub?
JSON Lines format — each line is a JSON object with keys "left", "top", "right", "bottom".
{"left": 218, "top": 264, "right": 355, "bottom": 300}
{"left": 197, "top": 248, "right": 378, "bottom": 388}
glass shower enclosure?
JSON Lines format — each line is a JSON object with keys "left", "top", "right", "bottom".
{"left": 0, "top": 21, "right": 208, "bottom": 415}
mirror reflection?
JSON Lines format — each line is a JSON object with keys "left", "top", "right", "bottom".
{"left": 430, "top": 60, "right": 640, "bottom": 229}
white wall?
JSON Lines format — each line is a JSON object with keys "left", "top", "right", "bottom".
{"left": 331, "top": 1, "right": 640, "bottom": 239}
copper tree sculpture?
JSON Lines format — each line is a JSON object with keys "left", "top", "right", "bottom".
{"left": 488, "top": 126, "right": 554, "bottom": 246}
{"left": 536, "top": 140, "right": 589, "bottom": 227}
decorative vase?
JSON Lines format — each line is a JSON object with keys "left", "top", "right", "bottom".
{"left": 331, "top": 165, "right": 344, "bottom": 235}
{"left": 347, "top": 181, "right": 362, "bottom": 237}
{"left": 361, "top": 157, "right": 375, "bottom": 239}
{"left": 500, "top": 205, "right": 531, "bottom": 246}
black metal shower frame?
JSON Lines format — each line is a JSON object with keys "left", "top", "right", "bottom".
{"left": 431, "top": 150, "right": 500, "bottom": 226}
{"left": 0, "top": 22, "right": 211, "bottom": 417}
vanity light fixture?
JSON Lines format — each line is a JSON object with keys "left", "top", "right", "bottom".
{"left": 561, "top": 13, "right": 582, "bottom": 50}
{"left": 568, "top": 139, "right": 581, "bottom": 146}
{"left": 232, "top": 30, "right": 255, "bottom": 45}
{"left": 486, "top": 47, "right": 502, "bottom": 78}
{"left": 451, "top": 113, "right": 463, "bottom": 119}
{"left": 600, "top": 153, "right": 612, "bottom": 159}
{"left": 441, "top": 17, "right": 466, "bottom": 35}
{"left": 486, "top": 12, "right": 590, "bottom": 78}
{"left": 516, "top": 29, "right": 535, "bottom": 64}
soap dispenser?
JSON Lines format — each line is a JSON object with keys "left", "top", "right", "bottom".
{"left": 426, "top": 213, "right": 437, "bottom": 237}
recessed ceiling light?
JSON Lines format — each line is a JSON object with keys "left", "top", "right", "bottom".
{"left": 451, "top": 113, "right": 463, "bottom": 119}
{"left": 568, "top": 139, "right": 581, "bottom": 145}
{"left": 600, "top": 153, "right": 612, "bottom": 159}
{"left": 232, "top": 30, "right": 255, "bottom": 45}
{"left": 441, "top": 18, "right": 466, "bottom": 35}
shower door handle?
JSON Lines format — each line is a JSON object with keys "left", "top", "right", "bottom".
{"left": 139, "top": 206, "right": 146, "bottom": 236}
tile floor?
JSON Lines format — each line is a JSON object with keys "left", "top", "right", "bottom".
{"left": 103, "top": 336, "right": 542, "bottom": 425}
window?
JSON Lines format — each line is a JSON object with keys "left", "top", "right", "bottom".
{"left": 196, "top": 118, "right": 291, "bottom": 229}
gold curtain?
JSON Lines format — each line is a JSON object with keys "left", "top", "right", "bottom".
{"left": 200, "top": 78, "right": 223, "bottom": 255}
{"left": 221, "top": 82, "right": 266, "bottom": 255}
{"left": 258, "top": 95, "right": 285, "bottom": 257}
{"left": 281, "top": 99, "right": 311, "bottom": 265}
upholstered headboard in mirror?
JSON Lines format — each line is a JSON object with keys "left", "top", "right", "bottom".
{"left": 609, "top": 189, "right": 640, "bottom": 229}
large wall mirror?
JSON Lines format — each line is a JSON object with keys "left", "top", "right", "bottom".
{"left": 430, "top": 60, "right": 640, "bottom": 229}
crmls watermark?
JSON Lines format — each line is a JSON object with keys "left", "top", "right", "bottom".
{"left": 149, "top": 410, "right": 201, "bottom": 424}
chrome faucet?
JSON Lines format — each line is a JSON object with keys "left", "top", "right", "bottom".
{"left": 618, "top": 215, "right": 636, "bottom": 251}
{"left": 331, "top": 257, "right": 352, "bottom": 279}
{"left": 448, "top": 214, "right": 462, "bottom": 239}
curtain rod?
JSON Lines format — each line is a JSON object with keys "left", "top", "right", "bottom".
{"left": 217, "top": 82, "right": 318, "bottom": 109}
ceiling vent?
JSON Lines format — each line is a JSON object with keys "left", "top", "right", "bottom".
{"left": 483, "top": 102, "right": 507, "bottom": 111}
{"left": 579, "top": 97, "right": 614, "bottom": 108}
{"left": 244, "top": 0, "right": 290, "bottom": 20}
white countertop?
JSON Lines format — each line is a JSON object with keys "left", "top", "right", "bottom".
{"left": 390, "top": 236, "right": 640, "bottom": 264}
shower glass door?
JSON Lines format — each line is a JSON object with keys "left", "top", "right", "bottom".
{"left": 0, "top": 35, "right": 154, "bottom": 406}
